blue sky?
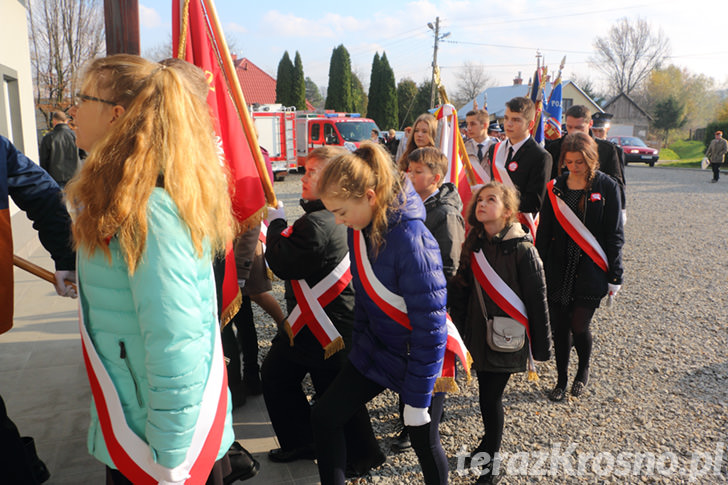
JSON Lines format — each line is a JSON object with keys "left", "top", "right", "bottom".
{"left": 138, "top": 0, "right": 728, "bottom": 96}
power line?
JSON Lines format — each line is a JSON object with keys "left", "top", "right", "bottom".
{"left": 442, "top": 39, "right": 590, "bottom": 55}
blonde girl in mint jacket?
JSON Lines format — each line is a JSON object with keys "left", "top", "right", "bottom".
{"left": 67, "top": 55, "right": 236, "bottom": 483}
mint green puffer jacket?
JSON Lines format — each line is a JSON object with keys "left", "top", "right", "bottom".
{"left": 78, "top": 188, "right": 234, "bottom": 470}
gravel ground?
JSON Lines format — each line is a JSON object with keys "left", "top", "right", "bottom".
{"left": 252, "top": 166, "right": 728, "bottom": 484}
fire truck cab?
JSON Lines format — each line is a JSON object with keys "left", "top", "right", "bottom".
{"left": 295, "top": 112, "right": 380, "bottom": 169}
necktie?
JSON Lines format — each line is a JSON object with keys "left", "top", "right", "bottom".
{"left": 477, "top": 144, "right": 484, "bottom": 162}
{"left": 506, "top": 147, "right": 514, "bottom": 165}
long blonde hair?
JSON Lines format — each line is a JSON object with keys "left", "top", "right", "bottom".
{"left": 66, "top": 54, "right": 234, "bottom": 273}
{"left": 397, "top": 113, "right": 437, "bottom": 172}
{"left": 318, "top": 141, "right": 403, "bottom": 254}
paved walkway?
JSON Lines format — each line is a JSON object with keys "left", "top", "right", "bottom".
{"left": 5, "top": 214, "right": 319, "bottom": 484}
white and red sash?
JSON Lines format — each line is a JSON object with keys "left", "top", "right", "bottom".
{"left": 286, "top": 256, "right": 352, "bottom": 358}
{"left": 491, "top": 141, "right": 539, "bottom": 238}
{"left": 546, "top": 179, "right": 608, "bottom": 272}
{"left": 352, "top": 230, "right": 472, "bottom": 392}
{"left": 471, "top": 250, "right": 539, "bottom": 379}
{"left": 78, "top": 276, "right": 228, "bottom": 484}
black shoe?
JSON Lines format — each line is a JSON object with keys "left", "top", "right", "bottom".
{"left": 390, "top": 429, "right": 411, "bottom": 452}
{"left": 473, "top": 462, "right": 503, "bottom": 484}
{"left": 243, "top": 372, "right": 263, "bottom": 396}
{"left": 223, "top": 442, "right": 259, "bottom": 484}
{"left": 267, "top": 444, "right": 316, "bottom": 463}
{"left": 22, "top": 437, "right": 50, "bottom": 484}
{"left": 548, "top": 386, "right": 566, "bottom": 402}
{"left": 345, "top": 452, "right": 386, "bottom": 478}
{"left": 571, "top": 379, "right": 588, "bottom": 397}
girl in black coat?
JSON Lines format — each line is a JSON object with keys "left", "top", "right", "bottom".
{"left": 536, "top": 133, "right": 624, "bottom": 402}
{"left": 449, "top": 182, "right": 551, "bottom": 484}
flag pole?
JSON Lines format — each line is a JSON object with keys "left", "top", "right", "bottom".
{"left": 200, "top": 0, "right": 277, "bottom": 207}
{"left": 13, "top": 255, "right": 77, "bottom": 292}
{"left": 434, "top": 69, "right": 478, "bottom": 185}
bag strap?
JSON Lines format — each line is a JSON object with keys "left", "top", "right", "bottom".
{"left": 473, "top": 273, "right": 489, "bottom": 322}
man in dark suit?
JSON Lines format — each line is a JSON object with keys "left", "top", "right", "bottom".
{"left": 546, "top": 106, "right": 626, "bottom": 213}
{"left": 487, "top": 96, "right": 552, "bottom": 215}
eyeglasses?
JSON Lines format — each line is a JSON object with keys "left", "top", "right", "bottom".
{"left": 74, "top": 92, "right": 117, "bottom": 107}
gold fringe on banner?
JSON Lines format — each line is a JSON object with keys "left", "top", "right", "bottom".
{"left": 219, "top": 290, "right": 241, "bottom": 330}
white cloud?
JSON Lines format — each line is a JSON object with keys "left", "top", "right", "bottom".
{"left": 262, "top": 10, "right": 363, "bottom": 38}
{"left": 225, "top": 22, "right": 247, "bottom": 34}
{"left": 139, "top": 5, "right": 162, "bottom": 29}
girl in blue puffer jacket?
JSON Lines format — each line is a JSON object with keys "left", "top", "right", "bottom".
{"left": 312, "top": 142, "right": 449, "bottom": 485}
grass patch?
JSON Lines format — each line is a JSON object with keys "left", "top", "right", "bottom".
{"left": 659, "top": 148, "right": 679, "bottom": 161}
{"left": 669, "top": 140, "right": 705, "bottom": 159}
{"left": 658, "top": 160, "right": 702, "bottom": 169}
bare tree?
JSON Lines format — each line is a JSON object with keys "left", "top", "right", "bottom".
{"left": 452, "top": 61, "right": 494, "bottom": 109}
{"left": 28, "top": 0, "right": 105, "bottom": 127}
{"left": 590, "top": 17, "right": 670, "bottom": 97}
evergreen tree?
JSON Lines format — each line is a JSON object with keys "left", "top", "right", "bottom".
{"left": 367, "top": 53, "right": 382, "bottom": 122}
{"left": 351, "top": 71, "right": 367, "bottom": 115}
{"left": 378, "top": 53, "right": 398, "bottom": 130}
{"left": 652, "top": 96, "right": 687, "bottom": 146}
{"left": 275, "top": 51, "right": 294, "bottom": 106}
{"left": 397, "top": 78, "right": 418, "bottom": 129}
{"left": 413, "top": 80, "right": 434, "bottom": 120}
{"left": 305, "top": 77, "right": 324, "bottom": 109}
{"left": 292, "top": 51, "right": 307, "bottom": 111}
{"left": 325, "top": 45, "right": 352, "bottom": 112}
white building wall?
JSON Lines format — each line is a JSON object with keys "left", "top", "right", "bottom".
{"left": 0, "top": 0, "right": 38, "bottom": 161}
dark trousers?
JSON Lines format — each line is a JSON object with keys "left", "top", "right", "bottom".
{"left": 0, "top": 394, "right": 38, "bottom": 484}
{"left": 312, "top": 361, "right": 447, "bottom": 485}
{"left": 711, "top": 163, "right": 721, "bottom": 181}
{"left": 221, "top": 296, "right": 258, "bottom": 395}
{"left": 476, "top": 371, "right": 512, "bottom": 458}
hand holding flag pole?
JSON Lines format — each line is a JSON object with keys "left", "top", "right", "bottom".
{"left": 13, "top": 254, "right": 77, "bottom": 295}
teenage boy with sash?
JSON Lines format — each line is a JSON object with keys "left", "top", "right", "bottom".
{"left": 487, "top": 97, "right": 553, "bottom": 236}
{"left": 263, "top": 147, "right": 385, "bottom": 476}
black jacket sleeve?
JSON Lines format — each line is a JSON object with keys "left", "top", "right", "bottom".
{"left": 6, "top": 138, "right": 75, "bottom": 270}
{"left": 519, "top": 144, "right": 552, "bottom": 214}
{"left": 265, "top": 214, "right": 330, "bottom": 281}
{"left": 517, "top": 245, "right": 551, "bottom": 361}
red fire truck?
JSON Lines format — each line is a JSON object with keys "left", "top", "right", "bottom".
{"left": 295, "top": 112, "right": 380, "bottom": 168}
{"left": 251, "top": 104, "right": 297, "bottom": 181}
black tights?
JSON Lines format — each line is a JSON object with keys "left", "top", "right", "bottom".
{"left": 549, "top": 304, "right": 596, "bottom": 388}
{"left": 476, "top": 371, "right": 511, "bottom": 458}
{"left": 311, "top": 361, "right": 447, "bottom": 485}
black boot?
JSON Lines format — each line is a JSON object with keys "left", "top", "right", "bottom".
{"left": 22, "top": 437, "right": 50, "bottom": 484}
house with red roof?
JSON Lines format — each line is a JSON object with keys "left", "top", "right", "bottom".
{"left": 234, "top": 55, "right": 314, "bottom": 110}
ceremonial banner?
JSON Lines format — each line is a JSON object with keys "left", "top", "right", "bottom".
{"left": 544, "top": 77, "right": 562, "bottom": 141}
{"left": 173, "top": 0, "right": 271, "bottom": 324}
{"left": 528, "top": 67, "right": 546, "bottom": 145}
{"left": 434, "top": 104, "right": 487, "bottom": 214}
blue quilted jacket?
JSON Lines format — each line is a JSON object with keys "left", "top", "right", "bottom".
{"left": 78, "top": 188, "right": 234, "bottom": 470}
{"left": 347, "top": 181, "right": 448, "bottom": 408}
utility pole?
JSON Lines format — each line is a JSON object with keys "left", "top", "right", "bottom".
{"left": 428, "top": 17, "right": 440, "bottom": 109}
{"left": 428, "top": 17, "right": 450, "bottom": 109}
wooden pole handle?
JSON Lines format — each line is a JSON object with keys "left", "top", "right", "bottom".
{"left": 13, "top": 255, "right": 77, "bottom": 292}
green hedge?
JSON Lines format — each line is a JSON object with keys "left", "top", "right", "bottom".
{"left": 659, "top": 148, "right": 679, "bottom": 160}
{"left": 705, "top": 121, "right": 728, "bottom": 147}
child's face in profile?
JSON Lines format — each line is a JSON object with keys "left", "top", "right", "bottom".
{"left": 322, "top": 191, "right": 376, "bottom": 230}
{"left": 407, "top": 161, "right": 440, "bottom": 200}
{"left": 475, "top": 187, "right": 511, "bottom": 226}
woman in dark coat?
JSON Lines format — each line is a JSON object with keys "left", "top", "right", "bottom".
{"left": 536, "top": 133, "right": 624, "bottom": 401}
